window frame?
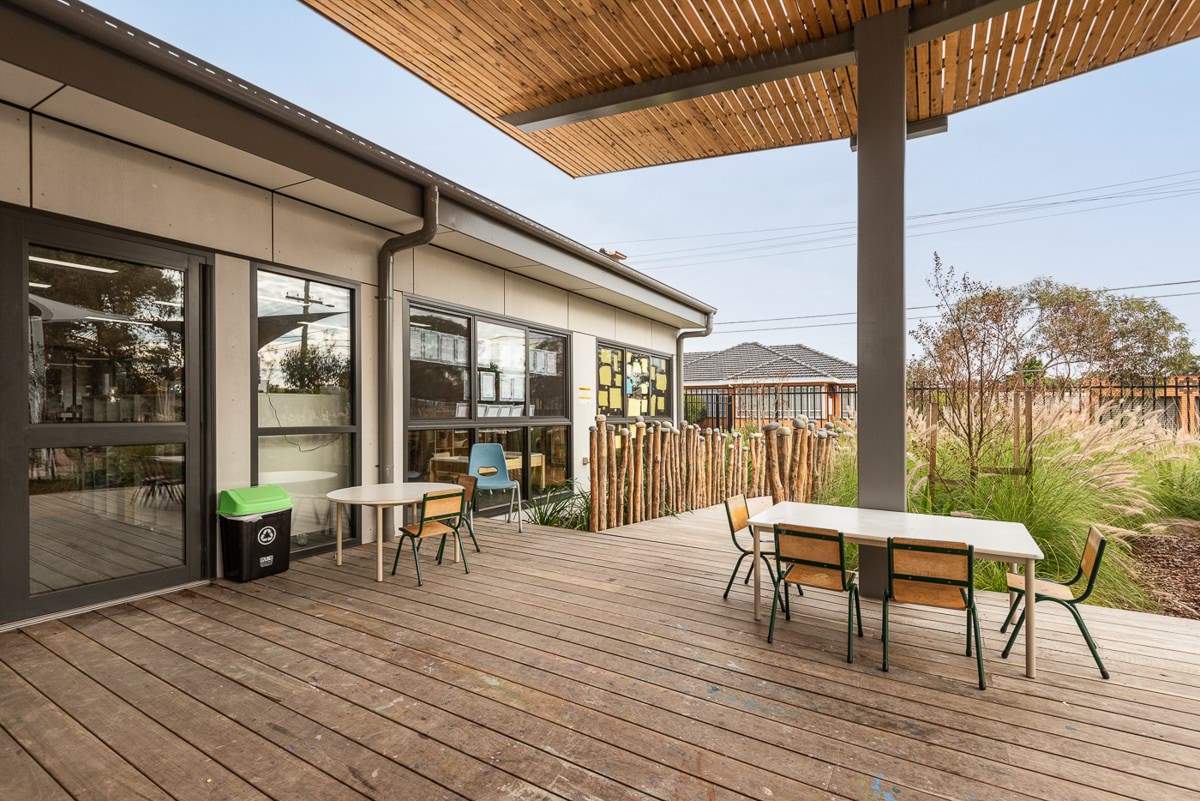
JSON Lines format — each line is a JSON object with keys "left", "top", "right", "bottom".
{"left": 249, "top": 263, "right": 362, "bottom": 555}
{"left": 595, "top": 339, "right": 675, "bottom": 424}
{"left": 401, "top": 295, "right": 573, "bottom": 506}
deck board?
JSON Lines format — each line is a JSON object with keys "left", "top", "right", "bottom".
{"left": 2, "top": 504, "right": 1199, "bottom": 801}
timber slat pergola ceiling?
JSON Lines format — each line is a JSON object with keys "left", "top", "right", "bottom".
{"left": 300, "top": 0, "right": 1199, "bottom": 176}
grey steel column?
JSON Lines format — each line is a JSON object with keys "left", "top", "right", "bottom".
{"left": 854, "top": 8, "right": 909, "bottom": 597}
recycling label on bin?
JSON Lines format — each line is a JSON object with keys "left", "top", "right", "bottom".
{"left": 257, "top": 526, "right": 277, "bottom": 546}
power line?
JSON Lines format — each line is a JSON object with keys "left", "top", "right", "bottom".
{"left": 712, "top": 288, "right": 1200, "bottom": 336}
{"left": 637, "top": 189, "right": 1200, "bottom": 272}
{"left": 630, "top": 178, "right": 1200, "bottom": 262}
{"left": 712, "top": 279, "right": 1200, "bottom": 326}
{"left": 585, "top": 168, "right": 1200, "bottom": 247}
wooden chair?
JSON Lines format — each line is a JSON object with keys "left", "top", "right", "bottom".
{"left": 439, "top": 474, "right": 480, "bottom": 561}
{"left": 722, "top": 495, "right": 776, "bottom": 600}
{"left": 391, "top": 488, "right": 466, "bottom": 586}
{"left": 883, "top": 538, "right": 986, "bottom": 690}
{"left": 769, "top": 524, "right": 863, "bottom": 662}
{"left": 1001, "top": 527, "right": 1109, "bottom": 679}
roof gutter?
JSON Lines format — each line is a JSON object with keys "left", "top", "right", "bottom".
{"left": 675, "top": 314, "right": 714, "bottom": 426}
{"left": 377, "top": 184, "right": 439, "bottom": 536}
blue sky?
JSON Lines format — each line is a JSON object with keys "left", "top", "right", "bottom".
{"left": 91, "top": 0, "right": 1200, "bottom": 362}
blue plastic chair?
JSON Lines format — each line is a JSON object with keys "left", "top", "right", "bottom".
{"left": 467, "top": 443, "right": 524, "bottom": 532}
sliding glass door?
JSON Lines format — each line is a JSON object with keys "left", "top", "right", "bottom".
{"left": 0, "top": 214, "right": 207, "bottom": 624}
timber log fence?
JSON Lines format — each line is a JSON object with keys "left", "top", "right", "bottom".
{"left": 586, "top": 414, "right": 846, "bottom": 532}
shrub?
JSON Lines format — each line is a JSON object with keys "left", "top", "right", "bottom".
{"left": 524, "top": 481, "right": 591, "bottom": 530}
{"left": 818, "top": 401, "right": 1174, "bottom": 611}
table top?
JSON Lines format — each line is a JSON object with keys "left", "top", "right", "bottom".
{"left": 327, "top": 482, "right": 461, "bottom": 505}
{"left": 748, "top": 502, "right": 1043, "bottom": 561}
{"left": 260, "top": 470, "right": 338, "bottom": 485}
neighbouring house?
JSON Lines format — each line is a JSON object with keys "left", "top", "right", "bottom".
{"left": 0, "top": 1, "right": 713, "bottom": 627}
{"left": 683, "top": 342, "right": 857, "bottom": 428}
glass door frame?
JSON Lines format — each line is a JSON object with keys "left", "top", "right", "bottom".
{"left": 0, "top": 210, "right": 210, "bottom": 624}
{"left": 249, "top": 262, "right": 362, "bottom": 556}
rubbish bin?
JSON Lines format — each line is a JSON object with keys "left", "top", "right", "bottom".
{"left": 218, "top": 485, "right": 293, "bottom": 582}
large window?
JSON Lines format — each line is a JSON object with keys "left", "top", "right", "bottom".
{"left": 254, "top": 267, "right": 358, "bottom": 553}
{"left": 596, "top": 343, "right": 672, "bottom": 420}
{"left": 405, "top": 302, "right": 572, "bottom": 511}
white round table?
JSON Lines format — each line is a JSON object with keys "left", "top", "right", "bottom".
{"left": 260, "top": 470, "right": 338, "bottom": 485}
{"left": 327, "top": 482, "right": 461, "bottom": 581}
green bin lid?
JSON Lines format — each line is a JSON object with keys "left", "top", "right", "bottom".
{"left": 218, "top": 485, "right": 292, "bottom": 517}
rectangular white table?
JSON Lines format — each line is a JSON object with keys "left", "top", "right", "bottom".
{"left": 748, "top": 502, "right": 1044, "bottom": 678}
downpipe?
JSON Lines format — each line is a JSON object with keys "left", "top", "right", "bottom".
{"left": 675, "top": 313, "right": 714, "bottom": 426}
{"left": 378, "top": 184, "right": 439, "bottom": 540}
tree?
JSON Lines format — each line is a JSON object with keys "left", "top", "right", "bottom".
{"left": 910, "top": 253, "right": 1195, "bottom": 472}
{"left": 278, "top": 341, "right": 349, "bottom": 393}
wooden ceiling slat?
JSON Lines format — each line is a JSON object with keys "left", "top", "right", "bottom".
{"left": 1137, "top": 0, "right": 1187, "bottom": 56}
{"left": 1100, "top": 0, "right": 1150, "bottom": 65}
{"left": 1005, "top": 1, "right": 1043, "bottom": 95}
{"left": 299, "top": 0, "right": 1200, "bottom": 175}
{"left": 1166, "top": 1, "right": 1200, "bottom": 46}
{"left": 917, "top": 41, "right": 932, "bottom": 119}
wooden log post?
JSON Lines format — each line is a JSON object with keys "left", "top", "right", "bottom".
{"left": 650, "top": 423, "right": 662, "bottom": 518}
{"left": 763, "top": 423, "right": 785, "bottom": 503}
{"left": 595, "top": 415, "right": 607, "bottom": 531}
{"left": 618, "top": 427, "right": 630, "bottom": 526}
{"left": 789, "top": 418, "right": 806, "bottom": 501}
{"left": 588, "top": 425, "right": 599, "bottom": 531}
{"left": 812, "top": 429, "right": 828, "bottom": 498}
{"left": 606, "top": 423, "right": 617, "bottom": 527}
{"left": 779, "top": 425, "right": 793, "bottom": 498}
{"left": 633, "top": 421, "right": 646, "bottom": 523}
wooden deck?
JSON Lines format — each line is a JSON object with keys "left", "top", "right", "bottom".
{"left": 2, "top": 504, "right": 1199, "bottom": 801}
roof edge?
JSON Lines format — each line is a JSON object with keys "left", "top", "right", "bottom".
{"left": 4, "top": 0, "right": 716, "bottom": 318}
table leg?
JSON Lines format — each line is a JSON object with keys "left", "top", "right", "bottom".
{"left": 335, "top": 503, "right": 342, "bottom": 565}
{"left": 376, "top": 505, "right": 384, "bottom": 582}
{"left": 1024, "top": 556, "right": 1037, "bottom": 678}
{"left": 753, "top": 525, "right": 762, "bottom": 621}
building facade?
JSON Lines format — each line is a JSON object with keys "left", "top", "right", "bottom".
{"left": 0, "top": 1, "right": 713, "bottom": 627}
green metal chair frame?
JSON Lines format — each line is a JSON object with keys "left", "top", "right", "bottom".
{"left": 722, "top": 495, "right": 776, "bottom": 600}
{"left": 1001, "top": 527, "right": 1109, "bottom": 679}
{"left": 768, "top": 524, "right": 863, "bottom": 663}
{"left": 438, "top": 474, "right": 481, "bottom": 561}
{"left": 392, "top": 489, "right": 467, "bottom": 586}
{"left": 883, "top": 538, "right": 986, "bottom": 690}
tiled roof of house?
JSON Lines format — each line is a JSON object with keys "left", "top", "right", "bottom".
{"left": 684, "top": 341, "right": 857, "bottom": 384}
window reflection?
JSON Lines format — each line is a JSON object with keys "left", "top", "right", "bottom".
{"left": 530, "top": 426, "right": 569, "bottom": 497}
{"left": 410, "top": 308, "right": 470, "bottom": 418}
{"left": 28, "top": 246, "right": 185, "bottom": 424}
{"left": 258, "top": 433, "right": 350, "bottom": 550}
{"left": 529, "top": 333, "right": 567, "bottom": 418}
{"left": 256, "top": 272, "right": 352, "bottom": 428}
{"left": 477, "top": 321, "right": 526, "bottom": 417}
{"left": 407, "top": 429, "right": 471, "bottom": 483}
{"left": 28, "top": 444, "right": 185, "bottom": 594}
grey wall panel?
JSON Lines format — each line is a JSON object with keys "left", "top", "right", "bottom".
{"left": 32, "top": 117, "right": 272, "bottom": 259}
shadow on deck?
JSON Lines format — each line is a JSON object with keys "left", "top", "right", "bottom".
{"left": 2, "top": 504, "right": 1198, "bottom": 801}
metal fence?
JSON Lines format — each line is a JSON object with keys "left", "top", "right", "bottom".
{"left": 904, "top": 378, "right": 1199, "bottom": 434}
{"left": 686, "top": 378, "right": 1200, "bottom": 435}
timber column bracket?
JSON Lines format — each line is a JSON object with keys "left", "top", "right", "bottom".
{"left": 854, "top": 7, "right": 910, "bottom": 598}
